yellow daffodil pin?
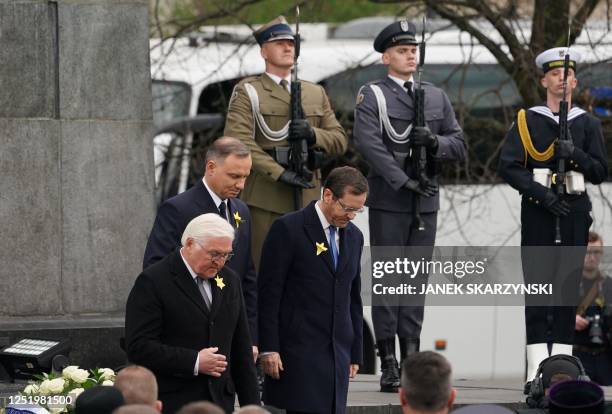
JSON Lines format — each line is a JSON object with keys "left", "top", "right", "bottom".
{"left": 233, "top": 211, "right": 243, "bottom": 228}
{"left": 316, "top": 242, "right": 328, "bottom": 256}
{"left": 214, "top": 275, "right": 225, "bottom": 289}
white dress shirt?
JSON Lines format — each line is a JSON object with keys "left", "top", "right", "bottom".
{"left": 265, "top": 72, "right": 291, "bottom": 92}
{"left": 202, "top": 177, "right": 228, "bottom": 220}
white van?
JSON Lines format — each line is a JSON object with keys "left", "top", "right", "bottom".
{"left": 150, "top": 17, "right": 612, "bottom": 379}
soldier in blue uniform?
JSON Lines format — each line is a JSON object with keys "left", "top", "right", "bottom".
{"left": 353, "top": 20, "right": 466, "bottom": 392}
{"left": 497, "top": 47, "right": 608, "bottom": 390}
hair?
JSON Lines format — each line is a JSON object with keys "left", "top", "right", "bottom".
{"left": 205, "top": 136, "right": 250, "bottom": 164}
{"left": 113, "top": 404, "right": 159, "bottom": 414}
{"left": 323, "top": 166, "right": 368, "bottom": 198}
{"left": 401, "top": 351, "right": 453, "bottom": 412}
{"left": 114, "top": 366, "right": 158, "bottom": 406}
{"left": 181, "top": 213, "right": 235, "bottom": 246}
{"left": 589, "top": 231, "right": 603, "bottom": 244}
{"left": 176, "top": 401, "right": 225, "bottom": 414}
{"left": 234, "top": 405, "right": 272, "bottom": 414}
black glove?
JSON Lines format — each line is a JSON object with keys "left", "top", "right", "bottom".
{"left": 288, "top": 119, "right": 316, "bottom": 146}
{"left": 555, "top": 139, "right": 575, "bottom": 159}
{"left": 404, "top": 178, "right": 438, "bottom": 197}
{"left": 410, "top": 126, "right": 438, "bottom": 151}
{"left": 543, "top": 190, "right": 570, "bottom": 216}
{"left": 278, "top": 170, "right": 315, "bottom": 189}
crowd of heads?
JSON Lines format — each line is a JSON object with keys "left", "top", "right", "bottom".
{"left": 60, "top": 364, "right": 275, "bottom": 414}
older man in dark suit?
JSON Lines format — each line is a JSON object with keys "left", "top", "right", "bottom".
{"left": 143, "top": 136, "right": 259, "bottom": 355}
{"left": 126, "top": 214, "right": 260, "bottom": 414}
{"left": 258, "top": 166, "right": 367, "bottom": 414}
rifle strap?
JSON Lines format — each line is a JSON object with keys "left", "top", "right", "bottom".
{"left": 517, "top": 109, "right": 555, "bottom": 167}
{"left": 243, "top": 83, "right": 289, "bottom": 141}
{"left": 369, "top": 84, "right": 413, "bottom": 144}
{"left": 577, "top": 273, "right": 603, "bottom": 316}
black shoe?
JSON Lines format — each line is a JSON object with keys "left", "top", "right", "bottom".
{"left": 380, "top": 355, "right": 400, "bottom": 392}
{"left": 524, "top": 381, "right": 531, "bottom": 395}
{"left": 377, "top": 338, "right": 400, "bottom": 393}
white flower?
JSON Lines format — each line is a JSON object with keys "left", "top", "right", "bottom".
{"left": 98, "top": 368, "right": 115, "bottom": 381}
{"left": 61, "top": 365, "right": 79, "bottom": 377}
{"left": 23, "top": 383, "right": 39, "bottom": 395}
{"left": 48, "top": 406, "right": 67, "bottom": 414}
{"left": 101, "top": 380, "right": 114, "bottom": 386}
{"left": 39, "top": 378, "right": 65, "bottom": 395}
{"left": 69, "top": 387, "right": 85, "bottom": 400}
{"left": 62, "top": 366, "right": 89, "bottom": 384}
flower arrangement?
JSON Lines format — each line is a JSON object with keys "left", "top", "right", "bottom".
{"left": 17, "top": 366, "right": 116, "bottom": 413}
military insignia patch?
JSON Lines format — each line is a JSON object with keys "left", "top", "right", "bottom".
{"left": 356, "top": 93, "right": 364, "bottom": 105}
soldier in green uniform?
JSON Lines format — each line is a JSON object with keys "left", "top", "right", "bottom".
{"left": 224, "top": 16, "right": 347, "bottom": 269}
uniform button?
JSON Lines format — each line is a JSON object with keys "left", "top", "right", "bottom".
{"left": 210, "top": 321, "right": 214, "bottom": 326}
{"left": 535, "top": 200, "right": 540, "bottom": 205}
{"left": 528, "top": 197, "right": 533, "bottom": 201}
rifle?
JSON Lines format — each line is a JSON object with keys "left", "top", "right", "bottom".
{"left": 412, "top": 16, "right": 428, "bottom": 232}
{"left": 288, "top": 5, "right": 312, "bottom": 211}
{"left": 554, "top": 27, "right": 572, "bottom": 245}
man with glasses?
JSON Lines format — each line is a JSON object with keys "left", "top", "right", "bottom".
{"left": 126, "top": 213, "right": 260, "bottom": 414}
{"left": 258, "top": 166, "right": 367, "bottom": 414}
{"left": 143, "top": 137, "right": 259, "bottom": 362}
{"left": 574, "top": 231, "right": 612, "bottom": 384}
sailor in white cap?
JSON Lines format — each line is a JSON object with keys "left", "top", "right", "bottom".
{"left": 498, "top": 47, "right": 608, "bottom": 392}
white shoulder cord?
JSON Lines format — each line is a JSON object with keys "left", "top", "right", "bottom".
{"left": 369, "top": 84, "right": 413, "bottom": 144}
{"left": 243, "top": 83, "right": 289, "bottom": 141}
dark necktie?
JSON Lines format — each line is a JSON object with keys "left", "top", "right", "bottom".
{"left": 280, "top": 79, "right": 289, "bottom": 92}
{"left": 328, "top": 226, "right": 338, "bottom": 271}
{"left": 404, "top": 81, "right": 414, "bottom": 99}
{"left": 218, "top": 201, "right": 227, "bottom": 221}
{"left": 196, "top": 278, "right": 211, "bottom": 310}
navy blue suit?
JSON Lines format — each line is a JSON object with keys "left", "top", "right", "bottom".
{"left": 143, "top": 180, "right": 258, "bottom": 343}
{"left": 258, "top": 201, "right": 364, "bottom": 414}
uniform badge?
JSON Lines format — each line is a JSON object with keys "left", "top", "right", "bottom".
{"left": 400, "top": 20, "right": 409, "bottom": 32}
{"left": 558, "top": 49, "right": 566, "bottom": 58}
{"left": 356, "top": 93, "right": 364, "bottom": 105}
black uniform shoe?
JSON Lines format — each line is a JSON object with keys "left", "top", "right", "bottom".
{"left": 377, "top": 338, "right": 400, "bottom": 393}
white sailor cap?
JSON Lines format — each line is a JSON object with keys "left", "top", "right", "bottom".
{"left": 535, "top": 47, "right": 581, "bottom": 74}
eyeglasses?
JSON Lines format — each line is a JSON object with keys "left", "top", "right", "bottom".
{"left": 207, "top": 251, "right": 235, "bottom": 261}
{"left": 335, "top": 198, "right": 364, "bottom": 214}
{"left": 194, "top": 240, "right": 234, "bottom": 261}
{"left": 586, "top": 250, "right": 603, "bottom": 257}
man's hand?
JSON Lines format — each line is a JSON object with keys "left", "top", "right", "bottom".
{"left": 576, "top": 315, "right": 589, "bottom": 331}
{"left": 278, "top": 170, "right": 315, "bottom": 189}
{"left": 261, "top": 352, "right": 284, "bottom": 380}
{"left": 288, "top": 119, "right": 316, "bottom": 146}
{"left": 555, "top": 139, "right": 575, "bottom": 159}
{"left": 543, "top": 190, "right": 570, "bottom": 216}
{"left": 410, "top": 126, "right": 438, "bottom": 151}
{"left": 198, "top": 347, "right": 227, "bottom": 377}
{"left": 252, "top": 346, "right": 259, "bottom": 363}
{"left": 404, "top": 178, "right": 437, "bottom": 198}
{"left": 349, "top": 364, "right": 359, "bottom": 379}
